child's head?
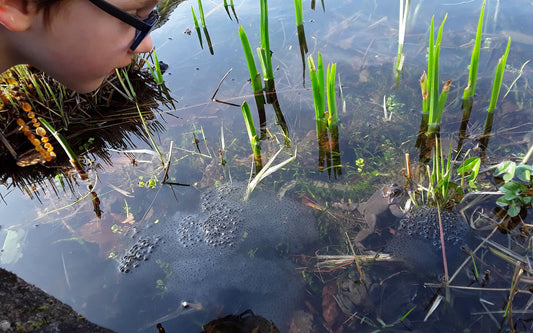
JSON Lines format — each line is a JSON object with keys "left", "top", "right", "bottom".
{"left": 0, "top": 0, "right": 159, "bottom": 92}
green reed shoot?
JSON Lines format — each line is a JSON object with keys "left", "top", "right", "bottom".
{"left": 42, "top": 80, "right": 67, "bottom": 128}
{"left": 480, "top": 37, "right": 511, "bottom": 160}
{"left": 396, "top": 0, "right": 410, "bottom": 85}
{"left": 118, "top": 69, "right": 164, "bottom": 165}
{"left": 294, "top": 0, "right": 308, "bottom": 85}
{"left": 191, "top": 6, "right": 203, "bottom": 48}
{"left": 39, "top": 117, "right": 83, "bottom": 172}
{"left": 420, "top": 14, "right": 451, "bottom": 136}
{"left": 191, "top": 6, "right": 200, "bottom": 30}
{"left": 308, "top": 53, "right": 341, "bottom": 175}
{"left": 239, "top": 27, "right": 263, "bottom": 98}
{"left": 294, "top": 0, "right": 303, "bottom": 27}
{"left": 487, "top": 37, "right": 511, "bottom": 113}
{"left": 308, "top": 53, "right": 326, "bottom": 133}
{"left": 223, "top": 0, "right": 231, "bottom": 20}
{"left": 257, "top": 0, "right": 275, "bottom": 95}
{"left": 197, "top": 0, "right": 206, "bottom": 28}
{"left": 146, "top": 49, "right": 164, "bottom": 84}
{"left": 241, "top": 101, "right": 262, "bottom": 172}
{"left": 327, "top": 63, "right": 338, "bottom": 127}
{"left": 463, "top": 0, "right": 485, "bottom": 100}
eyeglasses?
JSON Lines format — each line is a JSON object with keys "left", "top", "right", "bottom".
{"left": 88, "top": 0, "right": 159, "bottom": 51}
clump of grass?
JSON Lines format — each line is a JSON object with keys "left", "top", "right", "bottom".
{"left": 308, "top": 52, "right": 342, "bottom": 177}
{"left": 419, "top": 14, "right": 452, "bottom": 137}
{"left": 237, "top": 11, "right": 290, "bottom": 145}
{"left": 0, "top": 55, "right": 170, "bottom": 199}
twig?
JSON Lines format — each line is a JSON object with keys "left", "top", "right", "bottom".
{"left": 0, "top": 129, "right": 17, "bottom": 159}
{"left": 211, "top": 68, "right": 241, "bottom": 106}
{"left": 437, "top": 205, "right": 449, "bottom": 282}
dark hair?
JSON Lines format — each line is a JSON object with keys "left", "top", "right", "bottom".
{"left": 31, "top": 0, "right": 64, "bottom": 24}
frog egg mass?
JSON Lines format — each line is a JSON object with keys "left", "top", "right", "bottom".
{"left": 119, "top": 182, "right": 318, "bottom": 330}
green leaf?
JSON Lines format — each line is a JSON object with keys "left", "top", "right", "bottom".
{"left": 501, "top": 181, "right": 528, "bottom": 193}
{"left": 507, "top": 205, "right": 521, "bottom": 217}
{"left": 503, "top": 191, "right": 519, "bottom": 201}
{"left": 494, "top": 161, "right": 516, "bottom": 180}
{"left": 496, "top": 196, "right": 510, "bottom": 207}
{"left": 458, "top": 157, "right": 481, "bottom": 181}
{"left": 515, "top": 165, "right": 533, "bottom": 182}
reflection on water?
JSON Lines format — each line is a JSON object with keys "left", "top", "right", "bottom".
{"left": 1, "top": 0, "right": 533, "bottom": 332}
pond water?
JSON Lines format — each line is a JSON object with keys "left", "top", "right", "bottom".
{"left": 2, "top": 0, "right": 533, "bottom": 332}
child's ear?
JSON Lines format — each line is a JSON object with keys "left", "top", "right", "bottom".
{"left": 0, "top": 0, "right": 32, "bottom": 32}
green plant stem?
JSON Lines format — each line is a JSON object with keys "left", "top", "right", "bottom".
{"left": 197, "top": 0, "right": 206, "bottom": 28}
{"left": 294, "top": 0, "right": 303, "bottom": 26}
{"left": 239, "top": 26, "right": 263, "bottom": 98}
{"left": 327, "top": 63, "right": 338, "bottom": 127}
{"left": 307, "top": 53, "right": 326, "bottom": 136}
{"left": 463, "top": 0, "right": 485, "bottom": 100}
{"left": 258, "top": 0, "right": 275, "bottom": 95}
{"left": 487, "top": 37, "right": 511, "bottom": 112}
{"left": 241, "top": 101, "right": 262, "bottom": 172}
{"left": 38, "top": 118, "right": 83, "bottom": 172}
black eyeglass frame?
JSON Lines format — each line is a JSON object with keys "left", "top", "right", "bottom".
{"left": 88, "top": 0, "right": 159, "bottom": 51}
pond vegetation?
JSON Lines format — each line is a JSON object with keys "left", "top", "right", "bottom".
{"left": 1, "top": 0, "right": 533, "bottom": 332}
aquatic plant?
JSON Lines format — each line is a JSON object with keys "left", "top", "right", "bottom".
{"left": 308, "top": 53, "right": 342, "bottom": 176}
{"left": 487, "top": 37, "right": 511, "bottom": 113}
{"left": 409, "top": 138, "right": 459, "bottom": 209}
{"left": 240, "top": 101, "right": 262, "bottom": 173}
{"left": 238, "top": 26, "right": 267, "bottom": 136}
{"left": 480, "top": 37, "right": 511, "bottom": 159}
{"left": 420, "top": 14, "right": 451, "bottom": 136}
{"left": 310, "top": 0, "right": 325, "bottom": 11}
{"left": 191, "top": 0, "right": 213, "bottom": 54}
{"left": 145, "top": 49, "right": 164, "bottom": 84}
{"left": 191, "top": 6, "right": 203, "bottom": 48}
{"left": 257, "top": 0, "right": 275, "bottom": 98}
{"left": 238, "top": 27, "right": 265, "bottom": 106}
{"left": 463, "top": 0, "right": 485, "bottom": 101}
{"left": 197, "top": 0, "right": 206, "bottom": 28}
{"left": 307, "top": 53, "right": 326, "bottom": 136}
{"left": 395, "top": 0, "right": 410, "bottom": 86}
{"left": 117, "top": 68, "right": 165, "bottom": 165}
{"left": 294, "top": 0, "right": 308, "bottom": 86}
{"left": 39, "top": 118, "right": 85, "bottom": 178}
{"left": 294, "top": 0, "right": 303, "bottom": 27}
{"left": 224, "top": 0, "right": 238, "bottom": 22}
{"left": 458, "top": 145, "right": 533, "bottom": 217}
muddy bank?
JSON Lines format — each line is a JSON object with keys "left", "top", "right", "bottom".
{"left": 0, "top": 267, "right": 114, "bottom": 333}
